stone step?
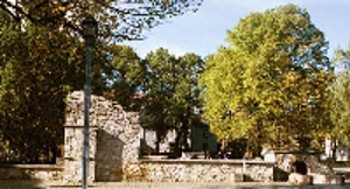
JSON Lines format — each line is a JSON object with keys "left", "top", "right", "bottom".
{"left": 311, "top": 173, "right": 344, "bottom": 185}
{"left": 288, "top": 173, "right": 312, "bottom": 185}
{"left": 288, "top": 173, "right": 345, "bottom": 185}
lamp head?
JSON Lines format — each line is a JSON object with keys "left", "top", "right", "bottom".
{"left": 82, "top": 15, "right": 98, "bottom": 44}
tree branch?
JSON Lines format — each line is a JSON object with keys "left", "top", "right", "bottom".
{"left": 0, "top": 3, "right": 20, "bottom": 22}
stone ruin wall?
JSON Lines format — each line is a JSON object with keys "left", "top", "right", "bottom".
{"left": 275, "top": 153, "right": 332, "bottom": 175}
{"left": 0, "top": 91, "right": 344, "bottom": 184}
{"left": 62, "top": 91, "right": 275, "bottom": 183}
{"left": 274, "top": 152, "right": 343, "bottom": 184}
{"left": 63, "top": 91, "right": 141, "bottom": 183}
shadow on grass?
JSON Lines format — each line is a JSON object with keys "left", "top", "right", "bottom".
{"left": 0, "top": 163, "right": 64, "bottom": 188}
{"left": 0, "top": 180, "right": 45, "bottom": 189}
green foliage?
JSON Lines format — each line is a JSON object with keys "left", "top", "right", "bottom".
{"left": 104, "top": 45, "right": 145, "bottom": 111}
{"left": 200, "top": 4, "right": 332, "bottom": 150}
{"left": 0, "top": 0, "right": 204, "bottom": 162}
{"left": 171, "top": 53, "right": 204, "bottom": 151}
{"left": 142, "top": 48, "right": 204, "bottom": 152}
{"left": 0, "top": 0, "right": 203, "bottom": 41}
{"left": 0, "top": 20, "right": 85, "bottom": 162}
{"left": 329, "top": 46, "right": 350, "bottom": 145}
{"left": 143, "top": 48, "right": 177, "bottom": 144}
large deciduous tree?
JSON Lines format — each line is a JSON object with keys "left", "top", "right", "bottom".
{"left": 104, "top": 45, "right": 145, "bottom": 111}
{"left": 0, "top": 0, "right": 203, "bottom": 162}
{"left": 170, "top": 53, "right": 204, "bottom": 153}
{"left": 143, "top": 48, "right": 177, "bottom": 152}
{"left": 0, "top": 0, "right": 203, "bottom": 41}
{"left": 200, "top": 4, "right": 333, "bottom": 151}
{"left": 142, "top": 48, "right": 204, "bottom": 153}
{"left": 0, "top": 18, "right": 85, "bottom": 162}
{"left": 329, "top": 46, "right": 350, "bottom": 145}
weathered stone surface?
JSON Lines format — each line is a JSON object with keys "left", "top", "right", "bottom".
{"left": 274, "top": 151, "right": 344, "bottom": 185}
{"left": 275, "top": 152, "right": 333, "bottom": 175}
{"left": 63, "top": 125, "right": 97, "bottom": 183}
{"left": 311, "top": 173, "right": 344, "bottom": 185}
{"left": 63, "top": 91, "right": 141, "bottom": 183}
{"left": 138, "top": 160, "right": 274, "bottom": 183}
{"left": 288, "top": 173, "right": 312, "bottom": 185}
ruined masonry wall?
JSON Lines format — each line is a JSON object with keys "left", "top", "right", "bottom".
{"left": 62, "top": 91, "right": 274, "bottom": 183}
{"left": 63, "top": 91, "right": 141, "bottom": 183}
{"left": 139, "top": 160, "right": 274, "bottom": 182}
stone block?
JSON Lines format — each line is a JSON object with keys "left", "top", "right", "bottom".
{"left": 288, "top": 173, "right": 312, "bottom": 185}
{"left": 312, "top": 173, "right": 344, "bottom": 185}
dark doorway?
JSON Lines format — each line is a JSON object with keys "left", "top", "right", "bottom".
{"left": 292, "top": 160, "right": 308, "bottom": 175}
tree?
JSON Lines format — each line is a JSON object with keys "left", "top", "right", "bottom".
{"left": 0, "top": 0, "right": 203, "bottom": 162}
{"left": 0, "top": 19, "right": 85, "bottom": 162}
{"left": 0, "top": 0, "right": 203, "bottom": 41}
{"left": 170, "top": 53, "right": 204, "bottom": 153}
{"left": 142, "top": 48, "right": 204, "bottom": 153}
{"left": 142, "top": 48, "right": 177, "bottom": 152}
{"left": 200, "top": 4, "right": 332, "bottom": 151}
{"left": 104, "top": 45, "right": 146, "bottom": 111}
{"left": 329, "top": 46, "right": 350, "bottom": 145}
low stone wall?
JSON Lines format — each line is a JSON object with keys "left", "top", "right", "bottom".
{"left": 138, "top": 159, "right": 274, "bottom": 183}
{"left": 0, "top": 164, "right": 63, "bottom": 181}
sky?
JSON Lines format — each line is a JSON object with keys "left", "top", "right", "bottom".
{"left": 123, "top": 0, "right": 350, "bottom": 58}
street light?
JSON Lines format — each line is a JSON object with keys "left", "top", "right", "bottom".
{"left": 82, "top": 15, "right": 97, "bottom": 189}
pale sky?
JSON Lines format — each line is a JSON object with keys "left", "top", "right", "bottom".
{"left": 123, "top": 0, "right": 350, "bottom": 58}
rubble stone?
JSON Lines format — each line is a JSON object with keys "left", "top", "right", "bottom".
{"left": 63, "top": 91, "right": 141, "bottom": 183}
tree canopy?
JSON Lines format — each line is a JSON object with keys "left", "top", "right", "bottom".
{"left": 103, "top": 45, "right": 145, "bottom": 111}
{"left": 0, "top": 20, "right": 83, "bottom": 162}
{"left": 329, "top": 46, "right": 350, "bottom": 145}
{"left": 0, "top": 0, "right": 204, "bottom": 162}
{"left": 0, "top": 0, "right": 203, "bottom": 41}
{"left": 141, "top": 48, "right": 204, "bottom": 152}
{"left": 200, "top": 4, "right": 333, "bottom": 151}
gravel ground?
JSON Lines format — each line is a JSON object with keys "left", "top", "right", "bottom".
{"left": 1, "top": 181, "right": 350, "bottom": 189}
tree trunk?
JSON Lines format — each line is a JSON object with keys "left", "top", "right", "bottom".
{"left": 174, "top": 128, "right": 182, "bottom": 157}
{"left": 332, "top": 139, "right": 337, "bottom": 161}
{"left": 155, "top": 132, "right": 161, "bottom": 153}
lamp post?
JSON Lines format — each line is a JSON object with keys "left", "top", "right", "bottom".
{"left": 81, "top": 15, "right": 97, "bottom": 189}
